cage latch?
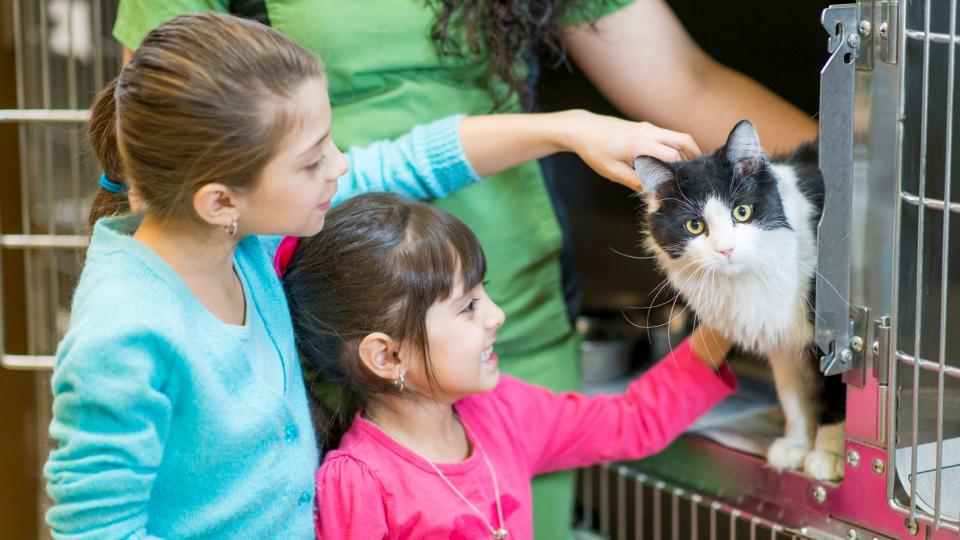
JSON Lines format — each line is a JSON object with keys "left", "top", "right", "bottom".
{"left": 817, "top": 4, "right": 861, "bottom": 376}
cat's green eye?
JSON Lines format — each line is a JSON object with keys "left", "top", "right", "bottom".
{"left": 684, "top": 219, "right": 705, "bottom": 235}
{"left": 733, "top": 204, "right": 753, "bottom": 222}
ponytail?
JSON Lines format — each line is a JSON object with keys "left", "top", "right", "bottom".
{"left": 86, "top": 78, "right": 129, "bottom": 228}
{"left": 305, "top": 372, "right": 364, "bottom": 449}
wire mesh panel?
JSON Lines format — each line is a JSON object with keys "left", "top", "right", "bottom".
{"left": 576, "top": 464, "right": 810, "bottom": 540}
{"left": 889, "top": 0, "right": 960, "bottom": 532}
{"left": 1, "top": 0, "right": 121, "bottom": 368}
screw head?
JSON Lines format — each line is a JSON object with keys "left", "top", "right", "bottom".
{"left": 846, "top": 450, "right": 861, "bottom": 468}
{"left": 839, "top": 348, "right": 853, "bottom": 364}
{"left": 848, "top": 33, "right": 862, "bottom": 48}
{"left": 872, "top": 340, "right": 881, "bottom": 356}
{"left": 851, "top": 336, "right": 864, "bottom": 353}
{"left": 879, "top": 22, "right": 889, "bottom": 38}
{"left": 859, "top": 20, "right": 872, "bottom": 37}
{"left": 847, "top": 529, "right": 860, "bottom": 540}
{"left": 872, "top": 458, "right": 885, "bottom": 475}
{"left": 905, "top": 517, "right": 919, "bottom": 536}
{"left": 812, "top": 485, "right": 827, "bottom": 503}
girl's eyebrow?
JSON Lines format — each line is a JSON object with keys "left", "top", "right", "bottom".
{"left": 296, "top": 132, "right": 330, "bottom": 159}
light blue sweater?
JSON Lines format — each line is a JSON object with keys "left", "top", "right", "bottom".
{"left": 44, "top": 114, "right": 480, "bottom": 539}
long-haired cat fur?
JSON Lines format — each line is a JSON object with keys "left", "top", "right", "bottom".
{"left": 634, "top": 120, "right": 846, "bottom": 481}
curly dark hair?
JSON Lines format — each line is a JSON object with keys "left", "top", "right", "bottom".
{"left": 428, "top": 0, "right": 600, "bottom": 111}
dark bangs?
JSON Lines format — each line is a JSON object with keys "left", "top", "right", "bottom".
{"left": 282, "top": 193, "right": 487, "bottom": 447}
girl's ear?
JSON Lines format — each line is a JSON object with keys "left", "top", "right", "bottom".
{"left": 358, "top": 332, "right": 402, "bottom": 382}
{"left": 193, "top": 183, "right": 239, "bottom": 230}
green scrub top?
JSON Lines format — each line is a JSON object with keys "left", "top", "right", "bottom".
{"left": 114, "top": 0, "right": 631, "bottom": 360}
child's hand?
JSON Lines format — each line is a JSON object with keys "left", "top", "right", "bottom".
{"left": 560, "top": 110, "right": 701, "bottom": 191}
{"left": 689, "top": 325, "right": 733, "bottom": 370}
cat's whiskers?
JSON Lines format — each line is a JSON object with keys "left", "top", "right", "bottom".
{"left": 608, "top": 246, "right": 657, "bottom": 261}
{"left": 664, "top": 263, "right": 711, "bottom": 362}
{"left": 625, "top": 260, "right": 704, "bottom": 332}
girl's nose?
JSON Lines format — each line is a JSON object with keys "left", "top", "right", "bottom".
{"left": 487, "top": 303, "right": 505, "bottom": 329}
{"left": 329, "top": 148, "right": 349, "bottom": 182}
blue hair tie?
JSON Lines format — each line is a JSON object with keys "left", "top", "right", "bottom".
{"left": 99, "top": 173, "right": 129, "bottom": 194}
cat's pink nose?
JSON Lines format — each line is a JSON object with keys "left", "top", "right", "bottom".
{"left": 717, "top": 247, "right": 735, "bottom": 258}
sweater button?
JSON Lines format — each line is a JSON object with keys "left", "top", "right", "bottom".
{"left": 298, "top": 491, "right": 312, "bottom": 506}
{"left": 284, "top": 424, "right": 298, "bottom": 443}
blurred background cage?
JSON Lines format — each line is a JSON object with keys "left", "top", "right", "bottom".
{"left": 0, "top": 0, "right": 120, "bottom": 537}
{"left": 1, "top": 1, "right": 958, "bottom": 539}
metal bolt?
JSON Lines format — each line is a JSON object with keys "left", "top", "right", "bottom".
{"left": 846, "top": 450, "right": 861, "bottom": 468}
{"left": 847, "top": 33, "right": 862, "bottom": 48}
{"left": 872, "top": 340, "right": 881, "bottom": 357}
{"left": 851, "top": 336, "right": 864, "bottom": 353}
{"left": 847, "top": 529, "right": 860, "bottom": 540}
{"left": 812, "top": 485, "right": 827, "bottom": 503}
{"left": 905, "top": 517, "right": 919, "bottom": 536}
{"left": 839, "top": 348, "right": 853, "bottom": 364}
{"left": 859, "top": 20, "right": 872, "bottom": 37}
{"left": 879, "top": 22, "right": 889, "bottom": 39}
{"left": 872, "top": 458, "right": 885, "bottom": 475}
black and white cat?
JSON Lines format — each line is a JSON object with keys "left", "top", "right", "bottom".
{"left": 634, "top": 120, "right": 846, "bottom": 481}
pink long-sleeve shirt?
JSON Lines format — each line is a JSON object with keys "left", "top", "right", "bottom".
{"left": 315, "top": 338, "right": 736, "bottom": 539}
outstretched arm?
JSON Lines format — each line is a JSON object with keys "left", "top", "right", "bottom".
{"left": 561, "top": 0, "right": 817, "bottom": 154}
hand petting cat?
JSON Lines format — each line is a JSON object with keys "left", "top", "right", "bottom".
{"left": 560, "top": 110, "right": 702, "bottom": 191}
{"left": 459, "top": 109, "right": 701, "bottom": 193}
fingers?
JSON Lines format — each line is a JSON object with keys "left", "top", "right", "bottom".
{"left": 654, "top": 128, "right": 702, "bottom": 159}
{"left": 642, "top": 143, "right": 684, "bottom": 163}
{"left": 607, "top": 161, "right": 642, "bottom": 191}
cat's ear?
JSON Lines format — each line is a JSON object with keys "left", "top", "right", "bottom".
{"left": 724, "top": 120, "right": 767, "bottom": 177}
{"left": 633, "top": 155, "right": 673, "bottom": 193}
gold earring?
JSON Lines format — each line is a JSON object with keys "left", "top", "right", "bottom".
{"left": 225, "top": 217, "right": 238, "bottom": 236}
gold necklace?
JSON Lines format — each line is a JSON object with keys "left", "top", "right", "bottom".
{"left": 365, "top": 413, "right": 509, "bottom": 539}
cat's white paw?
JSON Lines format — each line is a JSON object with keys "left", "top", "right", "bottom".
{"left": 804, "top": 422, "right": 846, "bottom": 481}
{"left": 767, "top": 437, "right": 810, "bottom": 470}
{"left": 804, "top": 449, "right": 844, "bottom": 481}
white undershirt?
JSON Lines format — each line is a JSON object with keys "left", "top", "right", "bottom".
{"left": 224, "top": 267, "right": 285, "bottom": 393}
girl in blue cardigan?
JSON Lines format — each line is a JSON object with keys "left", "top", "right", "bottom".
{"left": 44, "top": 12, "right": 701, "bottom": 539}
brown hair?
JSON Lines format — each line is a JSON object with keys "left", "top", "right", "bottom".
{"left": 86, "top": 12, "right": 323, "bottom": 227}
{"left": 282, "top": 193, "right": 487, "bottom": 449}
{"left": 428, "top": 0, "right": 598, "bottom": 111}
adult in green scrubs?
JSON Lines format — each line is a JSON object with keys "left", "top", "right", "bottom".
{"left": 114, "top": 3, "right": 816, "bottom": 538}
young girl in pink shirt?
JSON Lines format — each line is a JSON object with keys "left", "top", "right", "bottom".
{"left": 278, "top": 193, "right": 736, "bottom": 539}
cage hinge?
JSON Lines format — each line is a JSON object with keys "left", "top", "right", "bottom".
{"left": 877, "top": 0, "right": 899, "bottom": 65}
{"left": 840, "top": 305, "right": 871, "bottom": 387}
{"left": 853, "top": 1, "right": 899, "bottom": 71}
{"left": 872, "top": 315, "right": 892, "bottom": 385}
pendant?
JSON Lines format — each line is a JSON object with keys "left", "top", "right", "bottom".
{"left": 492, "top": 529, "right": 508, "bottom": 539}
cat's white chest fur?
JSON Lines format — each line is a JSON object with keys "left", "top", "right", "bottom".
{"left": 648, "top": 164, "right": 818, "bottom": 355}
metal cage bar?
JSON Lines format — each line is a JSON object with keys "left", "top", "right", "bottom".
{"left": 577, "top": 464, "right": 803, "bottom": 540}
{"left": 887, "top": 0, "right": 960, "bottom": 533}
{"left": 1, "top": 0, "right": 121, "bottom": 371}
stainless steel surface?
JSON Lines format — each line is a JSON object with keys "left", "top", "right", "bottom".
{"left": 817, "top": 4, "right": 861, "bottom": 376}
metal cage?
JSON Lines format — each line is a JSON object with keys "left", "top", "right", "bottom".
{"left": 576, "top": 1, "right": 960, "bottom": 539}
